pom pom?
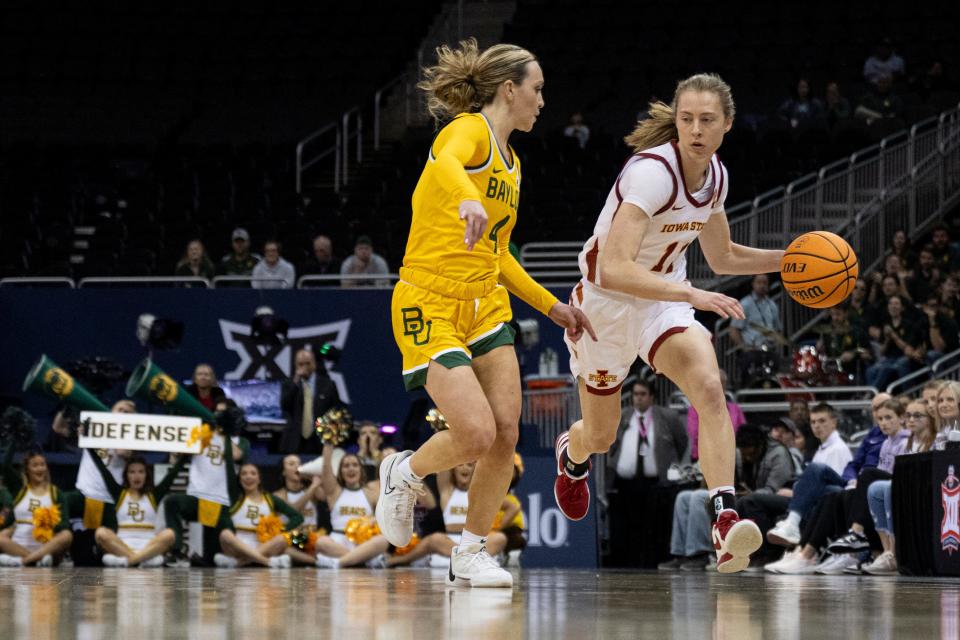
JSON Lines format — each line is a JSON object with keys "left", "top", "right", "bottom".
{"left": 32, "top": 505, "right": 61, "bottom": 543}
{"left": 214, "top": 406, "right": 247, "bottom": 435}
{"left": 187, "top": 424, "right": 213, "bottom": 451}
{"left": 426, "top": 408, "right": 449, "bottom": 433}
{"left": 256, "top": 514, "right": 284, "bottom": 543}
{"left": 344, "top": 516, "right": 379, "bottom": 544}
{"left": 0, "top": 407, "right": 37, "bottom": 452}
{"left": 285, "top": 529, "right": 319, "bottom": 555}
{"left": 393, "top": 533, "right": 420, "bottom": 556}
{"left": 315, "top": 407, "right": 353, "bottom": 446}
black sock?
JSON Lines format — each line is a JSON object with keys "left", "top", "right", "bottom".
{"left": 710, "top": 491, "right": 737, "bottom": 522}
{"left": 561, "top": 449, "right": 590, "bottom": 478}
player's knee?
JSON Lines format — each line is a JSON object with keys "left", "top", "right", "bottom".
{"left": 693, "top": 376, "right": 726, "bottom": 411}
{"left": 461, "top": 425, "right": 497, "bottom": 458}
{"left": 494, "top": 420, "right": 519, "bottom": 448}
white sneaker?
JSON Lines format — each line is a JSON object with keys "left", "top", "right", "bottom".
{"left": 268, "top": 555, "right": 291, "bottom": 569}
{"left": 365, "top": 554, "right": 386, "bottom": 569}
{"left": 101, "top": 554, "right": 129, "bottom": 568}
{"left": 315, "top": 554, "right": 339, "bottom": 569}
{"left": 0, "top": 553, "right": 23, "bottom": 567}
{"left": 764, "top": 549, "right": 799, "bottom": 573}
{"left": 375, "top": 451, "right": 424, "bottom": 547}
{"left": 767, "top": 519, "right": 801, "bottom": 547}
{"left": 814, "top": 553, "right": 858, "bottom": 575}
{"left": 139, "top": 555, "right": 165, "bottom": 568}
{"left": 863, "top": 551, "right": 898, "bottom": 575}
{"left": 774, "top": 552, "right": 818, "bottom": 574}
{"left": 447, "top": 543, "right": 513, "bottom": 588}
{"left": 213, "top": 553, "right": 238, "bottom": 568}
{"left": 36, "top": 555, "right": 53, "bottom": 568}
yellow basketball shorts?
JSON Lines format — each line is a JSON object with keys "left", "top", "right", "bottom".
{"left": 392, "top": 280, "right": 516, "bottom": 390}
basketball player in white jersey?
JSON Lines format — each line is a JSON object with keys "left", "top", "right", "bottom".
{"left": 553, "top": 73, "right": 784, "bottom": 573}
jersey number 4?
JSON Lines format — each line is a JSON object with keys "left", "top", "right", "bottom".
{"left": 651, "top": 242, "right": 691, "bottom": 273}
{"left": 488, "top": 215, "right": 511, "bottom": 252}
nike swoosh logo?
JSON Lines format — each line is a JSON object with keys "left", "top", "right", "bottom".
{"left": 449, "top": 563, "right": 456, "bottom": 582}
{"left": 383, "top": 458, "right": 397, "bottom": 495}
{"left": 493, "top": 168, "right": 502, "bottom": 174}
{"left": 671, "top": 205, "right": 683, "bottom": 211}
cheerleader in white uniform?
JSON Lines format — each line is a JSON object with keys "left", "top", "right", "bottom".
{"left": 273, "top": 454, "right": 324, "bottom": 531}
{"left": 0, "top": 449, "right": 73, "bottom": 566}
{"left": 93, "top": 453, "right": 188, "bottom": 567}
{"left": 216, "top": 463, "right": 303, "bottom": 568}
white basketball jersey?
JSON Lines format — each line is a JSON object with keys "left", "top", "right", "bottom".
{"left": 186, "top": 433, "right": 241, "bottom": 506}
{"left": 116, "top": 490, "right": 159, "bottom": 531}
{"left": 329, "top": 488, "right": 373, "bottom": 532}
{"left": 75, "top": 449, "right": 126, "bottom": 503}
{"left": 578, "top": 141, "right": 728, "bottom": 288}
{"left": 443, "top": 488, "right": 469, "bottom": 529}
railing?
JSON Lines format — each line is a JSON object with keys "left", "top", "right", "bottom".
{"left": 297, "top": 273, "right": 400, "bottom": 288}
{"left": 295, "top": 122, "right": 341, "bottom": 194}
{"left": 341, "top": 106, "right": 363, "bottom": 187}
{"left": 211, "top": 276, "right": 290, "bottom": 288}
{"left": 887, "top": 348, "right": 960, "bottom": 395}
{"left": 78, "top": 276, "right": 211, "bottom": 288}
{"left": 0, "top": 277, "right": 74, "bottom": 288}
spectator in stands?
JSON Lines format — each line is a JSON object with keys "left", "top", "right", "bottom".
{"left": 930, "top": 224, "right": 960, "bottom": 273}
{"left": 823, "top": 81, "right": 851, "bottom": 128}
{"left": 279, "top": 348, "right": 342, "bottom": 454}
{"left": 816, "top": 303, "right": 872, "bottom": 382}
{"left": 863, "top": 37, "right": 906, "bottom": 86}
{"left": 340, "top": 235, "right": 389, "bottom": 288}
{"left": 789, "top": 401, "right": 811, "bottom": 439}
{"left": 855, "top": 75, "right": 904, "bottom": 124}
{"left": 174, "top": 239, "right": 216, "bottom": 281}
{"left": 905, "top": 245, "right": 941, "bottom": 303}
{"left": 184, "top": 363, "right": 226, "bottom": 412}
{"left": 299, "top": 234, "right": 341, "bottom": 285}
{"left": 940, "top": 275, "right": 960, "bottom": 320}
{"left": 730, "top": 274, "right": 782, "bottom": 386}
{"left": 607, "top": 379, "right": 687, "bottom": 567}
{"left": 687, "top": 369, "right": 746, "bottom": 461}
{"left": 777, "top": 78, "right": 823, "bottom": 129}
{"left": 923, "top": 379, "right": 947, "bottom": 413}
{"left": 356, "top": 420, "right": 385, "bottom": 475}
{"left": 889, "top": 229, "right": 916, "bottom": 270}
{"left": 866, "top": 274, "right": 906, "bottom": 330}
{"left": 219, "top": 227, "right": 260, "bottom": 278}
{"left": 933, "top": 380, "right": 960, "bottom": 449}
{"left": 848, "top": 279, "right": 870, "bottom": 326}
{"left": 863, "top": 399, "right": 936, "bottom": 574}
{"left": 768, "top": 417, "right": 805, "bottom": 474}
{"left": 251, "top": 240, "right": 295, "bottom": 289}
{"left": 922, "top": 295, "right": 960, "bottom": 365}
{"left": 563, "top": 111, "right": 590, "bottom": 149}
{"left": 914, "top": 59, "right": 947, "bottom": 103}
{"left": 866, "top": 295, "right": 926, "bottom": 389}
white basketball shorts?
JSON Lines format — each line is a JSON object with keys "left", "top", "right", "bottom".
{"left": 564, "top": 280, "right": 710, "bottom": 395}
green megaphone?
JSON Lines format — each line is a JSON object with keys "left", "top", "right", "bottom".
{"left": 125, "top": 358, "right": 215, "bottom": 422}
{"left": 22, "top": 355, "right": 110, "bottom": 412}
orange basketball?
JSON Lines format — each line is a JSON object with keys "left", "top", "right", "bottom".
{"left": 780, "top": 231, "right": 859, "bottom": 309}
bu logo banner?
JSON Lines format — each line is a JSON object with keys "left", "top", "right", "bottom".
{"left": 942, "top": 464, "right": 960, "bottom": 555}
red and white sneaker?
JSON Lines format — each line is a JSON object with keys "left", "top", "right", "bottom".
{"left": 554, "top": 431, "right": 591, "bottom": 521}
{"left": 711, "top": 511, "right": 762, "bottom": 574}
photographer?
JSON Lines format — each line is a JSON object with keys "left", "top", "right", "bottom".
{"left": 279, "top": 348, "right": 343, "bottom": 454}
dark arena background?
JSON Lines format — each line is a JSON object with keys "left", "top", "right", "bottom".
{"left": 1, "top": 1, "right": 960, "bottom": 638}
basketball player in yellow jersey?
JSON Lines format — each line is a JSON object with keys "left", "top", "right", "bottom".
{"left": 377, "top": 38, "right": 595, "bottom": 588}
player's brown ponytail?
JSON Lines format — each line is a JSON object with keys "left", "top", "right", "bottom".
{"left": 418, "top": 37, "right": 537, "bottom": 125}
{"left": 625, "top": 73, "right": 736, "bottom": 153}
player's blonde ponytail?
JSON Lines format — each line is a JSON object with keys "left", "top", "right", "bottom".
{"left": 625, "top": 73, "right": 736, "bottom": 153}
{"left": 418, "top": 37, "right": 537, "bottom": 125}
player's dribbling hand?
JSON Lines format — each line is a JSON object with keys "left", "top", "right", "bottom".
{"left": 459, "top": 200, "right": 488, "bottom": 251}
{"left": 688, "top": 289, "right": 745, "bottom": 320}
{"left": 548, "top": 303, "right": 598, "bottom": 343}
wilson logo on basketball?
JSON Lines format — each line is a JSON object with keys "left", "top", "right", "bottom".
{"left": 588, "top": 370, "right": 618, "bottom": 387}
{"left": 789, "top": 285, "right": 825, "bottom": 301}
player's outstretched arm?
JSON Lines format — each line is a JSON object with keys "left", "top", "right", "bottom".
{"left": 699, "top": 211, "right": 784, "bottom": 275}
{"left": 599, "top": 202, "right": 745, "bottom": 320}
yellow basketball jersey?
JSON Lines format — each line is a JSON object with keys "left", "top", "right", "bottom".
{"left": 403, "top": 112, "right": 521, "bottom": 291}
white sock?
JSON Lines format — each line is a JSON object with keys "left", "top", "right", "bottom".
{"left": 785, "top": 511, "right": 801, "bottom": 528}
{"left": 398, "top": 457, "right": 422, "bottom": 483}
{"left": 708, "top": 486, "right": 736, "bottom": 499}
{"left": 460, "top": 530, "right": 486, "bottom": 548}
